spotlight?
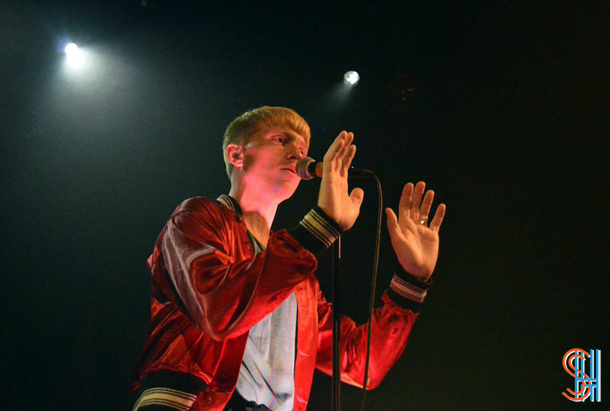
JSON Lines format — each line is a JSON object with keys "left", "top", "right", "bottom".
{"left": 64, "top": 43, "right": 80, "bottom": 55}
{"left": 343, "top": 71, "right": 360, "bottom": 86}
{"left": 64, "top": 43, "right": 85, "bottom": 67}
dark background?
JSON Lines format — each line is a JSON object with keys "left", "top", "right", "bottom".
{"left": 1, "top": 1, "right": 608, "bottom": 410}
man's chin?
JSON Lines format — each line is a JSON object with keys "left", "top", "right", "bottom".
{"left": 275, "top": 181, "right": 300, "bottom": 202}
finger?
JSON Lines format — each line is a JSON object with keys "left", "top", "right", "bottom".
{"left": 410, "top": 181, "right": 426, "bottom": 218}
{"left": 324, "top": 131, "right": 347, "bottom": 161}
{"left": 429, "top": 203, "right": 446, "bottom": 232}
{"left": 398, "top": 183, "right": 414, "bottom": 222}
{"left": 335, "top": 139, "right": 350, "bottom": 169}
{"left": 337, "top": 132, "right": 352, "bottom": 158}
{"left": 350, "top": 187, "right": 365, "bottom": 208}
{"left": 344, "top": 131, "right": 354, "bottom": 148}
{"left": 341, "top": 145, "right": 357, "bottom": 176}
{"left": 385, "top": 208, "right": 400, "bottom": 239}
{"left": 330, "top": 132, "right": 350, "bottom": 171}
{"left": 419, "top": 190, "right": 435, "bottom": 221}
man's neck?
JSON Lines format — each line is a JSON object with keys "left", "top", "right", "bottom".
{"left": 228, "top": 185, "right": 279, "bottom": 247}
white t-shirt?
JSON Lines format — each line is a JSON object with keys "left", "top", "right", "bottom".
{"left": 235, "top": 233, "right": 297, "bottom": 411}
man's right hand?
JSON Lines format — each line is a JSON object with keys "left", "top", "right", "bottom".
{"left": 317, "top": 131, "right": 364, "bottom": 231}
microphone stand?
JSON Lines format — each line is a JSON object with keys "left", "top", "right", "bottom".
{"left": 295, "top": 160, "right": 374, "bottom": 411}
{"left": 330, "top": 170, "right": 374, "bottom": 411}
{"left": 331, "top": 236, "right": 342, "bottom": 411}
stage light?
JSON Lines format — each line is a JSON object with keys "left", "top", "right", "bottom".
{"left": 64, "top": 43, "right": 79, "bottom": 55}
{"left": 64, "top": 43, "right": 85, "bottom": 67}
{"left": 343, "top": 71, "right": 360, "bottom": 86}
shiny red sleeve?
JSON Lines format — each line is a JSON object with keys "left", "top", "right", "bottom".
{"left": 314, "top": 286, "right": 419, "bottom": 390}
{"left": 158, "top": 198, "right": 317, "bottom": 340}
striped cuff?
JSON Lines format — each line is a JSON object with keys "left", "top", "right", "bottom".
{"left": 133, "top": 387, "right": 197, "bottom": 410}
{"left": 288, "top": 207, "right": 342, "bottom": 256}
{"left": 387, "top": 268, "right": 431, "bottom": 313}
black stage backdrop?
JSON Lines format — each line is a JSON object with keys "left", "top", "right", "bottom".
{"left": 1, "top": 1, "right": 608, "bottom": 410}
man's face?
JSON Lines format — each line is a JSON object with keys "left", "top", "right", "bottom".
{"left": 240, "top": 126, "right": 309, "bottom": 201}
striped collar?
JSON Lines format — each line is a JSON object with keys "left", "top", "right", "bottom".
{"left": 216, "top": 194, "right": 243, "bottom": 215}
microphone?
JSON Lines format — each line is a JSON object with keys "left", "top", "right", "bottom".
{"left": 295, "top": 157, "right": 372, "bottom": 180}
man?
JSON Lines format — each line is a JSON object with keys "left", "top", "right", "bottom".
{"left": 131, "top": 107, "right": 446, "bottom": 410}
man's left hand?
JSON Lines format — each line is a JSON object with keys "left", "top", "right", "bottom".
{"left": 385, "top": 181, "right": 446, "bottom": 282}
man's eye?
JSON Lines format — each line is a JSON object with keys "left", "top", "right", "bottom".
{"left": 274, "top": 136, "right": 285, "bottom": 143}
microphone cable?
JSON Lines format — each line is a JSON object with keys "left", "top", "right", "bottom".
{"left": 299, "top": 157, "right": 383, "bottom": 411}
{"left": 359, "top": 171, "right": 382, "bottom": 411}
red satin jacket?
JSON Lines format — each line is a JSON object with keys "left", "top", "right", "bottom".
{"left": 132, "top": 195, "right": 427, "bottom": 410}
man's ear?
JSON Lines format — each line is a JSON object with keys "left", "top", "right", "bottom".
{"left": 226, "top": 144, "right": 244, "bottom": 169}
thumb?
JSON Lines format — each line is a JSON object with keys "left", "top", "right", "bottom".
{"left": 350, "top": 187, "right": 365, "bottom": 208}
{"left": 385, "top": 208, "right": 400, "bottom": 238}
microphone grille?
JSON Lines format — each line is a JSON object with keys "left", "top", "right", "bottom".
{"left": 295, "top": 157, "right": 316, "bottom": 180}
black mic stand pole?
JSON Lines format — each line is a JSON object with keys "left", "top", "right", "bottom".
{"left": 331, "top": 236, "right": 341, "bottom": 411}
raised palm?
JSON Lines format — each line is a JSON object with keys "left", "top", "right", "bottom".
{"left": 386, "top": 182, "right": 446, "bottom": 281}
{"left": 318, "top": 131, "right": 364, "bottom": 231}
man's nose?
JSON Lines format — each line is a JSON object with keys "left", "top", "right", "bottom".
{"left": 286, "top": 143, "right": 303, "bottom": 160}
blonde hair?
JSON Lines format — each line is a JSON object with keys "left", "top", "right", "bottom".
{"left": 222, "top": 106, "right": 311, "bottom": 179}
